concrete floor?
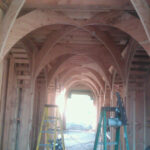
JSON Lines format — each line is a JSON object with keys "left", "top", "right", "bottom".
{"left": 64, "top": 130, "right": 95, "bottom": 150}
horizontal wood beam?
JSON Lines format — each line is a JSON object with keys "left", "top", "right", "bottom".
{"left": 14, "top": 59, "right": 29, "bottom": 64}
{"left": 11, "top": 48, "right": 26, "bottom": 53}
{"left": 12, "top": 53, "right": 28, "bottom": 58}
{"left": 17, "top": 75, "right": 31, "bottom": 80}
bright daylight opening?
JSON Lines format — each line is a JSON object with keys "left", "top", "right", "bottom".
{"left": 56, "top": 90, "right": 96, "bottom": 150}
{"left": 66, "top": 94, "right": 96, "bottom": 130}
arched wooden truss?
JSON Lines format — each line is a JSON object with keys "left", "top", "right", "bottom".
{"left": 1, "top": 1, "right": 150, "bottom": 150}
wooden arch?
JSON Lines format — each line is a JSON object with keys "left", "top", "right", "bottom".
{"left": 36, "top": 45, "right": 111, "bottom": 85}
{"left": 59, "top": 68, "right": 101, "bottom": 92}
{"left": 1, "top": 9, "right": 149, "bottom": 81}
{"left": 47, "top": 55, "right": 106, "bottom": 89}
{"left": 59, "top": 67, "right": 103, "bottom": 90}
{"left": 2, "top": 9, "right": 148, "bottom": 58}
{"left": 64, "top": 76, "right": 99, "bottom": 96}
{"left": 65, "top": 80, "right": 98, "bottom": 98}
{"left": 34, "top": 26, "right": 126, "bottom": 81}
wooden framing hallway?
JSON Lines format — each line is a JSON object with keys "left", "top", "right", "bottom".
{"left": 0, "top": 0, "right": 150, "bottom": 149}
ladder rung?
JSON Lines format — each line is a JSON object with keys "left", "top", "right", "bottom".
{"left": 47, "top": 116, "right": 59, "bottom": 120}
{"left": 47, "top": 128, "right": 61, "bottom": 130}
{"left": 41, "top": 131, "right": 54, "bottom": 134}
{"left": 44, "top": 119, "right": 55, "bottom": 123}
{"left": 42, "top": 129, "right": 62, "bottom": 134}
{"left": 39, "top": 144, "right": 51, "bottom": 147}
{"left": 45, "top": 104, "right": 58, "bottom": 107}
{"left": 98, "top": 142, "right": 117, "bottom": 145}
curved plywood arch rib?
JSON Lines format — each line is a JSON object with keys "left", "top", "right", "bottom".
{"left": 46, "top": 55, "right": 105, "bottom": 90}
{"left": 1, "top": 9, "right": 149, "bottom": 63}
{"left": 48, "top": 56, "right": 108, "bottom": 88}
{"left": 87, "top": 11, "right": 149, "bottom": 50}
{"left": 84, "top": 67, "right": 105, "bottom": 90}
{"left": 48, "top": 65, "right": 102, "bottom": 91}
{"left": 86, "top": 26, "right": 125, "bottom": 80}
{"left": 59, "top": 67, "right": 103, "bottom": 91}
{"left": 65, "top": 80, "right": 97, "bottom": 99}
{"left": 59, "top": 66, "right": 105, "bottom": 91}
{"left": 63, "top": 75, "right": 99, "bottom": 95}
{"left": 34, "top": 26, "right": 125, "bottom": 82}
{"left": 63, "top": 76, "right": 99, "bottom": 97}
{"left": 0, "top": 10, "right": 80, "bottom": 61}
{"left": 58, "top": 68, "right": 101, "bottom": 92}
{"left": 130, "top": 0, "right": 150, "bottom": 43}
{"left": 0, "top": 0, "right": 25, "bottom": 58}
{"left": 35, "top": 44, "right": 111, "bottom": 85}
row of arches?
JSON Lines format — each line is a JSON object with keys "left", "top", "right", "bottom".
{"left": 0, "top": 7, "right": 150, "bottom": 150}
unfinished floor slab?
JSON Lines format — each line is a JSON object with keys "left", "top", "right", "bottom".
{"left": 64, "top": 130, "right": 95, "bottom": 150}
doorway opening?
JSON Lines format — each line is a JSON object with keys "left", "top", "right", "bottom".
{"left": 66, "top": 93, "right": 96, "bottom": 131}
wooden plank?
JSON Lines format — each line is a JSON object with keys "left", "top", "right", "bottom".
{"left": 0, "top": 0, "right": 25, "bottom": 62}
{"left": 0, "top": 8, "right": 4, "bottom": 148}
{"left": 17, "top": 75, "right": 31, "bottom": 80}
{"left": 147, "top": 117, "right": 150, "bottom": 121}
{"left": 15, "top": 65, "right": 30, "bottom": 71}
{"left": 24, "top": 1, "right": 130, "bottom": 10}
{"left": 14, "top": 59, "right": 30, "bottom": 64}
{"left": 0, "top": 2, "right": 8, "bottom": 11}
{"left": 133, "top": 58, "right": 150, "bottom": 62}
{"left": 11, "top": 48, "right": 26, "bottom": 53}
{"left": 2, "top": 57, "right": 18, "bottom": 150}
{"left": 89, "top": 27, "right": 125, "bottom": 80}
{"left": 17, "top": 83, "right": 30, "bottom": 88}
{"left": 17, "top": 79, "right": 36, "bottom": 150}
{"left": 12, "top": 53, "right": 28, "bottom": 58}
{"left": 130, "top": 71, "right": 146, "bottom": 75}
{"left": 130, "top": 0, "right": 150, "bottom": 42}
{"left": 0, "top": 8, "right": 3, "bottom": 21}
{"left": 17, "top": 87, "right": 31, "bottom": 150}
{"left": 16, "top": 71, "right": 30, "bottom": 77}
{"left": 135, "top": 90, "right": 145, "bottom": 150}
{"left": 0, "top": 59, "right": 8, "bottom": 149}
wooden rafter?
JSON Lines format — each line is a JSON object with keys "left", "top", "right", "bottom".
{"left": 34, "top": 44, "right": 112, "bottom": 86}
{"left": 46, "top": 55, "right": 105, "bottom": 91}
{"left": 58, "top": 68, "right": 101, "bottom": 91}
{"left": 130, "top": 0, "right": 150, "bottom": 43}
{"left": 0, "top": 0, "right": 25, "bottom": 62}
{"left": 64, "top": 76, "right": 99, "bottom": 95}
{"left": 3, "top": 9, "right": 149, "bottom": 62}
{"left": 65, "top": 80, "right": 97, "bottom": 97}
{"left": 87, "top": 26, "right": 125, "bottom": 80}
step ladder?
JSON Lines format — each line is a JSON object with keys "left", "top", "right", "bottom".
{"left": 93, "top": 93, "right": 130, "bottom": 150}
{"left": 36, "top": 104, "right": 65, "bottom": 150}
